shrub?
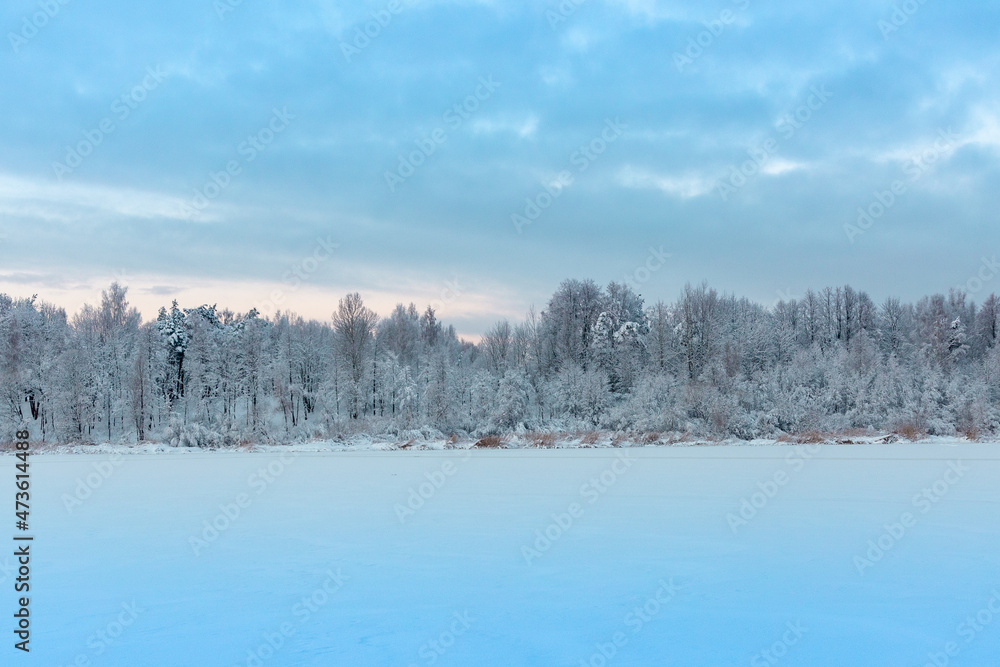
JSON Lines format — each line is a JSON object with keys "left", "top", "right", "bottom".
{"left": 474, "top": 435, "right": 504, "bottom": 448}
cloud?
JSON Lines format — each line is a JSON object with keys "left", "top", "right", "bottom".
{"left": 966, "top": 106, "right": 1000, "bottom": 151}
{"left": 0, "top": 272, "right": 89, "bottom": 290}
{"left": 1, "top": 0, "right": 999, "bottom": 334}
{"left": 868, "top": 110, "right": 1000, "bottom": 167}
{"left": 0, "top": 173, "right": 210, "bottom": 223}
{"left": 141, "top": 285, "right": 184, "bottom": 296}
{"left": 606, "top": 0, "right": 690, "bottom": 24}
{"left": 760, "top": 158, "right": 809, "bottom": 176}
{"left": 616, "top": 165, "right": 715, "bottom": 199}
{"left": 470, "top": 114, "right": 539, "bottom": 138}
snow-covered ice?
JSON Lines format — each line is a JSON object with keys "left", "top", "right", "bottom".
{"left": 9, "top": 441, "right": 1000, "bottom": 666}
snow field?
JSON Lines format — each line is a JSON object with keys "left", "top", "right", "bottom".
{"left": 6, "top": 442, "right": 1000, "bottom": 666}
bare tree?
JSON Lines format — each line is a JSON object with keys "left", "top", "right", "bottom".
{"left": 680, "top": 282, "right": 718, "bottom": 380}
{"left": 332, "top": 293, "right": 377, "bottom": 418}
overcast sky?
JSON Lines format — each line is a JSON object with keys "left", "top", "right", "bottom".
{"left": 1, "top": 0, "right": 998, "bottom": 338}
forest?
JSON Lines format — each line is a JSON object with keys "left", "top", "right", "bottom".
{"left": 1, "top": 279, "right": 998, "bottom": 445}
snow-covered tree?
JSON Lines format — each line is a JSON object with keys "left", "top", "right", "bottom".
{"left": 4, "top": 279, "right": 1000, "bottom": 445}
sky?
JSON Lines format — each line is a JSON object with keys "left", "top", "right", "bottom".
{"left": 1, "top": 0, "right": 999, "bottom": 338}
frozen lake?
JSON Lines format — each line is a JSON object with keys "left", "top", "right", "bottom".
{"left": 8, "top": 442, "right": 1000, "bottom": 666}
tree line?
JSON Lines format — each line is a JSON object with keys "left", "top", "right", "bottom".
{"left": 1, "top": 279, "right": 998, "bottom": 445}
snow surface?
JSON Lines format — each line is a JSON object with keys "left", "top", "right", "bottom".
{"left": 7, "top": 441, "right": 1000, "bottom": 666}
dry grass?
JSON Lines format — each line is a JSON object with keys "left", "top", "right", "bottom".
{"left": 579, "top": 431, "right": 599, "bottom": 445}
{"left": 399, "top": 438, "right": 416, "bottom": 449}
{"left": 530, "top": 432, "right": 557, "bottom": 448}
{"left": 641, "top": 431, "right": 661, "bottom": 444}
{"left": 709, "top": 411, "right": 727, "bottom": 434}
{"left": 0, "top": 439, "right": 67, "bottom": 453}
{"left": 445, "top": 433, "right": 460, "bottom": 446}
{"left": 836, "top": 427, "right": 871, "bottom": 438}
{"left": 776, "top": 431, "right": 827, "bottom": 444}
{"left": 962, "top": 424, "right": 980, "bottom": 441}
{"left": 474, "top": 435, "right": 504, "bottom": 449}
{"left": 893, "top": 422, "right": 926, "bottom": 441}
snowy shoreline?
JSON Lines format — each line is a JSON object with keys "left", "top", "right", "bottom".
{"left": 4, "top": 431, "right": 993, "bottom": 455}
